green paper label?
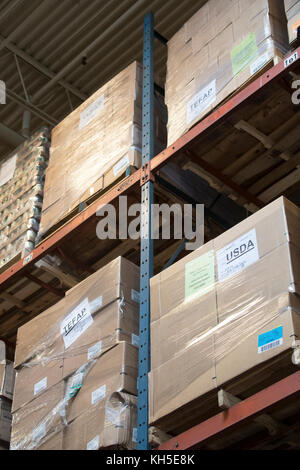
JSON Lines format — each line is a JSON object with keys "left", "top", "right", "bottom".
{"left": 231, "top": 33, "right": 258, "bottom": 76}
{"left": 185, "top": 250, "right": 215, "bottom": 301}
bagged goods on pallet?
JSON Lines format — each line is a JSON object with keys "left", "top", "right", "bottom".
{"left": 166, "top": 0, "right": 290, "bottom": 146}
{"left": 0, "top": 128, "right": 50, "bottom": 269}
{"left": 284, "top": 0, "right": 300, "bottom": 42}
{"left": 39, "top": 61, "right": 167, "bottom": 240}
{"left": 149, "top": 197, "right": 300, "bottom": 432}
{"left": 10, "top": 257, "right": 139, "bottom": 450}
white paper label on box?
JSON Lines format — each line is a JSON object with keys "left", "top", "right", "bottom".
{"left": 217, "top": 229, "right": 259, "bottom": 282}
{"left": 79, "top": 94, "right": 105, "bottom": 130}
{"left": 89, "top": 296, "right": 103, "bottom": 313}
{"left": 131, "top": 334, "right": 140, "bottom": 347}
{"left": 91, "top": 384, "right": 106, "bottom": 405}
{"left": 250, "top": 52, "right": 269, "bottom": 76}
{"left": 187, "top": 80, "right": 216, "bottom": 125}
{"left": 69, "top": 372, "right": 84, "bottom": 398}
{"left": 34, "top": 377, "right": 47, "bottom": 396}
{"left": 87, "top": 435, "right": 99, "bottom": 450}
{"left": 32, "top": 422, "right": 46, "bottom": 443}
{"left": 61, "top": 298, "right": 93, "bottom": 349}
{"left": 0, "top": 154, "right": 17, "bottom": 188}
{"left": 88, "top": 341, "right": 102, "bottom": 360}
{"left": 131, "top": 289, "right": 140, "bottom": 304}
{"left": 113, "top": 155, "right": 130, "bottom": 177}
{"left": 132, "top": 428, "right": 137, "bottom": 443}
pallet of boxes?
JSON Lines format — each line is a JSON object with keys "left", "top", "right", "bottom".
{"left": 149, "top": 197, "right": 300, "bottom": 436}
{"left": 285, "top": 0, "right": 300, "bottom": 43}
{"left": 10, "top": 257, "right": 140, "bottom": 450}
{"left": 38, "top": 61, "right": 166, "bottom": 241}
{"left": 165, "top": 0, "right": 290, "bottom": 147}
{"left": 0, "top": 128, "right": 50, "bottom": 270}
{"left": 0, "top": 341, "right": 15, "bottom": 450}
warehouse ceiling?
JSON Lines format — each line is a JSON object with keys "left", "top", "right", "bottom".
{"left": 0, "top": 0, "right": 208, "bottom": 159}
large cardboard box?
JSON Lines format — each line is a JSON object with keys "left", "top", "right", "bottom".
{"left": 215, "top": 294, "right": 300, "bottom": 393}
{"left": 166, "top": 0, "right": 289, "bottom": 146}
{"left": 0, "top": 341, "right": 15, "bottom": 402}
{"left": 14, "top": 257, "right": 140, "bottom": 370}
{"left": 285, "top": 0, "right": 300, "bottom": 42}
{"left": 0, "top": 398, "right": 12, "bottom": 443}
{"left": 39, "top": 62, "right": 167, "bottom": 238}
{"left": 64, "top": 392, "right": 137, "bottom": 450}
{"left": 66, "top": 342, "right": 138, "bottom": 423}
{"left": 10, "top": 382, "right": 65, "bottom": 450}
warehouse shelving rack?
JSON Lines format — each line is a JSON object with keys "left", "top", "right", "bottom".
{"left": 0, "top": 12, "right": 300, "bottom": 451}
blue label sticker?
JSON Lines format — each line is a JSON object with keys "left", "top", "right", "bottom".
{"left": 258, "top": 326, "right": 283, "bottom": 354}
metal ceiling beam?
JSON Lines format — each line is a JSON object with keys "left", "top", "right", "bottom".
{"left": 6, "top": 88, "right": 58, "bottom": 126}
{"left": 0, "top": 35, "right": 87, "bottom": 101}
{"left": 32, "top": 0, "right": 147, "bottom": 101}
{"left": 0, "top": 122, "right": 25, "bottom": 147}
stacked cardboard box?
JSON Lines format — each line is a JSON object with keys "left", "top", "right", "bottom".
{"left": 0, "top": 128, "right": 50, "bottom": 269}
{"left": 39, "top": 61, "right": 167, "bottom": 240}
{"left": 10, "top": 257, "right": 139, "bottom": 450}
{"left": 149, "top": 197, "right": 300, "bottom": 431}
{"left": 0, "top": 341, "right": 15, "bottom": 448}
{"left": 166, "top": 0, "right": 289, "bottom": 146}
{"left": 285, "top": 0, "right": 300, "bottom": 42}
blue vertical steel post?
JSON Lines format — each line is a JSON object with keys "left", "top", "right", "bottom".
{"left": 137, "top": 12, "right": 155, "bottom": 450}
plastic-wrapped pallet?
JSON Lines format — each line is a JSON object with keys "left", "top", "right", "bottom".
{"left": 166, "top": 0, "right": 289, "bottom": 146}
{"left": 0, "top": 341, "right": 15, "bottom": 447}
{"left": 0, "top": 128, "right": 50, "bottom": 269}
{"left": 149, "top": 197, "right": 300, "bottom": 433}
{"left": 284, "top": 0, "right": 300, "bottom": 42}
{"left": 38, "top": 61, "right": 167, "bottom": 240}
{"left": 10, "top": 257, "right": 139, "bottom": 450}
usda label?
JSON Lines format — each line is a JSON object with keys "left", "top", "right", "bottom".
{"left": 217, "top": 229, "right": 259, "bottom": 281}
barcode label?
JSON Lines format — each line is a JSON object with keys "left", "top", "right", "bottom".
{"left": 91, "top": 384, "right": 106, "bottom": 404}
{"left": 258, "top": 338, "right": 283, "bottom": 354}
{"left": 258, "top": 326, "right": 283, "bottom": 354}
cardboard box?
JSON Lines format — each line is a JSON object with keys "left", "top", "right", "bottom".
{"left": 150, "top": 241, "right": 216, "bottom": 323}
{"left": 64, "top": 392, "right": 137, "bottom": 450}
{"left": 12, "top": 359, "right": 64, "bottom": 413}
{"left": 14, "top": 257, "right": 139, "bottom": 371}
{"left": 215, "top": 294, "right": 300, "bottom": 392}
{"left": 149, "top": 336, "right": 217, "bottom": 427}
{"left": 285, "top": 0, "right": 300, "bottom": 42}
{"left": 66, "top": 342, "right": 138, "bottom": 423}
{"left": 36, "top": 431, "right": 64, "bottom": 451}
{"left": 39, "top": 62, "right": 167, "bottom": 238}
{"left": 0, "top": 362, "right": 15, "bottom": 401}
{"left": 10, "top": 382, "right": 65, "bottom": 450}
{"left": 0, "top": 398, "right": 12, "bottom": 443}
{"left": 63, "top": 299, "right": 139, "bottom": 379}
{"left": 166, "top": 0, "right": 289, "bottom": 146}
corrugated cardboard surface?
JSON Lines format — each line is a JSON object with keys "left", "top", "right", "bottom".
{"left": 166, "top": 0, "right": 289, "bottom": 146}
{"left": 64, "top": 392, "right": 137, "bottom": 450}
{"left": 0, "top": 398, "right": 12, "bottom": 443}
{"left": 149, "top": 197, "right": 300, "bottom": 425}
{"left": 39, "top": 61, "right": 167, "bottom": 238}
{"left": 285, "top": 0, "right": 300, "bottom": 41}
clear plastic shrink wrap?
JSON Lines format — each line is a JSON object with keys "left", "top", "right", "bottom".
{"left": 39, "top": 61, "right": 167, "bottom": 239}
{"left": 149, "top": 197, "right": 300, "bottom": 430}
{"left": 0, "top": 128, "right": 50, "bottom": 268}
{"left": 166, "top": 0, "right": 290, "bottom": 146}
{"left": 10, "top": 257, "right": 139, "bottom": 450}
